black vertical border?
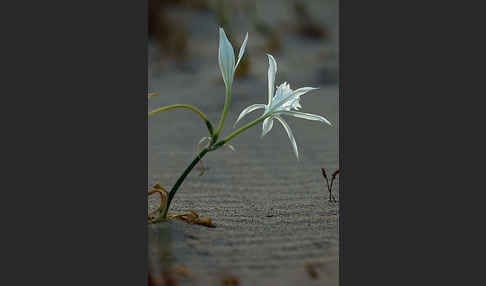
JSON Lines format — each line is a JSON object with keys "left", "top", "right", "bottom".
{"left": 338, "top": 0, "right": 459, "bottom": 284}
{"left": 5, "top": 0, "right": 149, "bottom": 284}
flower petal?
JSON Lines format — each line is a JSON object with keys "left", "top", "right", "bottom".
{"left": 271, "top": 87, "right": 319, "bottom": 111}
{"left": 234, "top": 104, "right": 266, "bottom": 127}
{"left": 218, "top": 27, "right": 236, "bottom": 89}
{"left": 235, "top": 32, "right": 249, "bottom": 69}
{"left": 261, "top": 117, "right": 274, "bottom": 138}
{"left": 267, "top": 54, "right": 277, "bottom": 106}
{"left": 291, "top": 87, "right": 319, "bottom": 97}
{"left": 272, "top": 82, "right": 292, "bottom": 106}
{"left": 274, "top": 116, "right": 299, "bottom": 160}
{"left": 281, "top": 111, "right": 332, "bottom": 126}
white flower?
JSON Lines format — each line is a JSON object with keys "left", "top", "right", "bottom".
{"left": 234, "top": 54, "right": 332, "bottom": 160}
{"left": 218, "top": 27, "right": 248, "bottom": 90}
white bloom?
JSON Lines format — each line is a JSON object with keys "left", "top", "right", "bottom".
{"left": 218, "top": 27, "right": 248, "bottom": 90}
{"left": 234, "top": 54, "right": 332, "bottom": 160}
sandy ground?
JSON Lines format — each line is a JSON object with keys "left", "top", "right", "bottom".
{"left": 148, "top": 1, "right": 339, "bottom": 285}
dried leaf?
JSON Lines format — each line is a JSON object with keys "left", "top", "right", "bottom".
{"left": 197, "top": 159, "right": 206, "bottom": 176}
{"left": 196, "top": 137, "right": 211, "bottom": 176}
{"left": 321, "top": 168, "right": 330, "bottom": 192}
{"left": 329, "top": 169, "right": 340, "bottom": 203}
{"left": 148, "top": 183, "right": 169, "bottom": 222}
{"left": 322, "top": 168, "right": 339, "bottom": 202}
{"left": 148, "top": 183, "right": 214, "bottom": 226}
{"left": 168, "top": 210, "right": 215, "bottom": 228}
{"left": 194, "top": 217, "right": 213, "bottom": 227}
{"left": 153, "top": 183, "right": 167, "bottom": 191}
{"left": 331, "top": 169, "right": 340, "bottom": 180}
{"left": 321, "top": 168, "right": 328, "bottom": 180}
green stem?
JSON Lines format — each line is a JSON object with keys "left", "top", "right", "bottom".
{"left": 149, "top": 104, "right": 214, "bottom": 136}
{"left": 152, "top": 115, "right": 268, "bottom": 223}
{"left": 154, "top": 147, "right": 210, "bottom": 222}
{"left": 213, "top": 88, "right": 231, "bottom": 142}
{"left": 214, "top": 114, "right": 270, "bottom": 148}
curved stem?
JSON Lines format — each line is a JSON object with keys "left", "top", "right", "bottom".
{"left": 213, "top": 88, "right": 231, "bottom": 142}
{"left": 154, "top": 147, "right": 210, "bottom": 222}
{"left": 152, "top": 115, "right": 268, "bottom": 223}
{"left": 214, "top": 114, "right": 270, "bottom": 149}
{"left": 149, "top": 104, "right": 214, "bottom": 136}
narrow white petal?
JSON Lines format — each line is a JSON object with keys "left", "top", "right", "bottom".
{"left": 267, "top": 54, "right": 277, "bottom": 106}
{"left": 275, "top": 116, "right": 299, "bottom": 160}
{"left": 271, "top": 87, "right": 319, "bottom": 111}
{"left": 291, "top": 87, "right": 319, "bottom": 98}
{"left": 218, "top": 28, "right": 235, "bottom": 89}
{"left": 234, "top": 104, "right": 266, "bottom": 127}
{"left": 235, "top": 32, "right": 248, "bottom": 69}
{"left": 261, "top": 117, "right": 274, "bottom": 138}
{"left": 197, "top": 137, "right": 211, "bottom": 152}
{"left": 227, "top": 144, "right": 236, "bottom": 152}
{"left": 281, "top": 111, "right": 332, "bottom": 126}
{"left": 197, "top": 136, "right": 211, "bottom": 146}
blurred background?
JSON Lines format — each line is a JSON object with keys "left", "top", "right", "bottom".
{"left": 148, "top": 1, "right": 339, "bottom": 285}
{"left": 148, "top": 0, "right": 338, "bottom": 91}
